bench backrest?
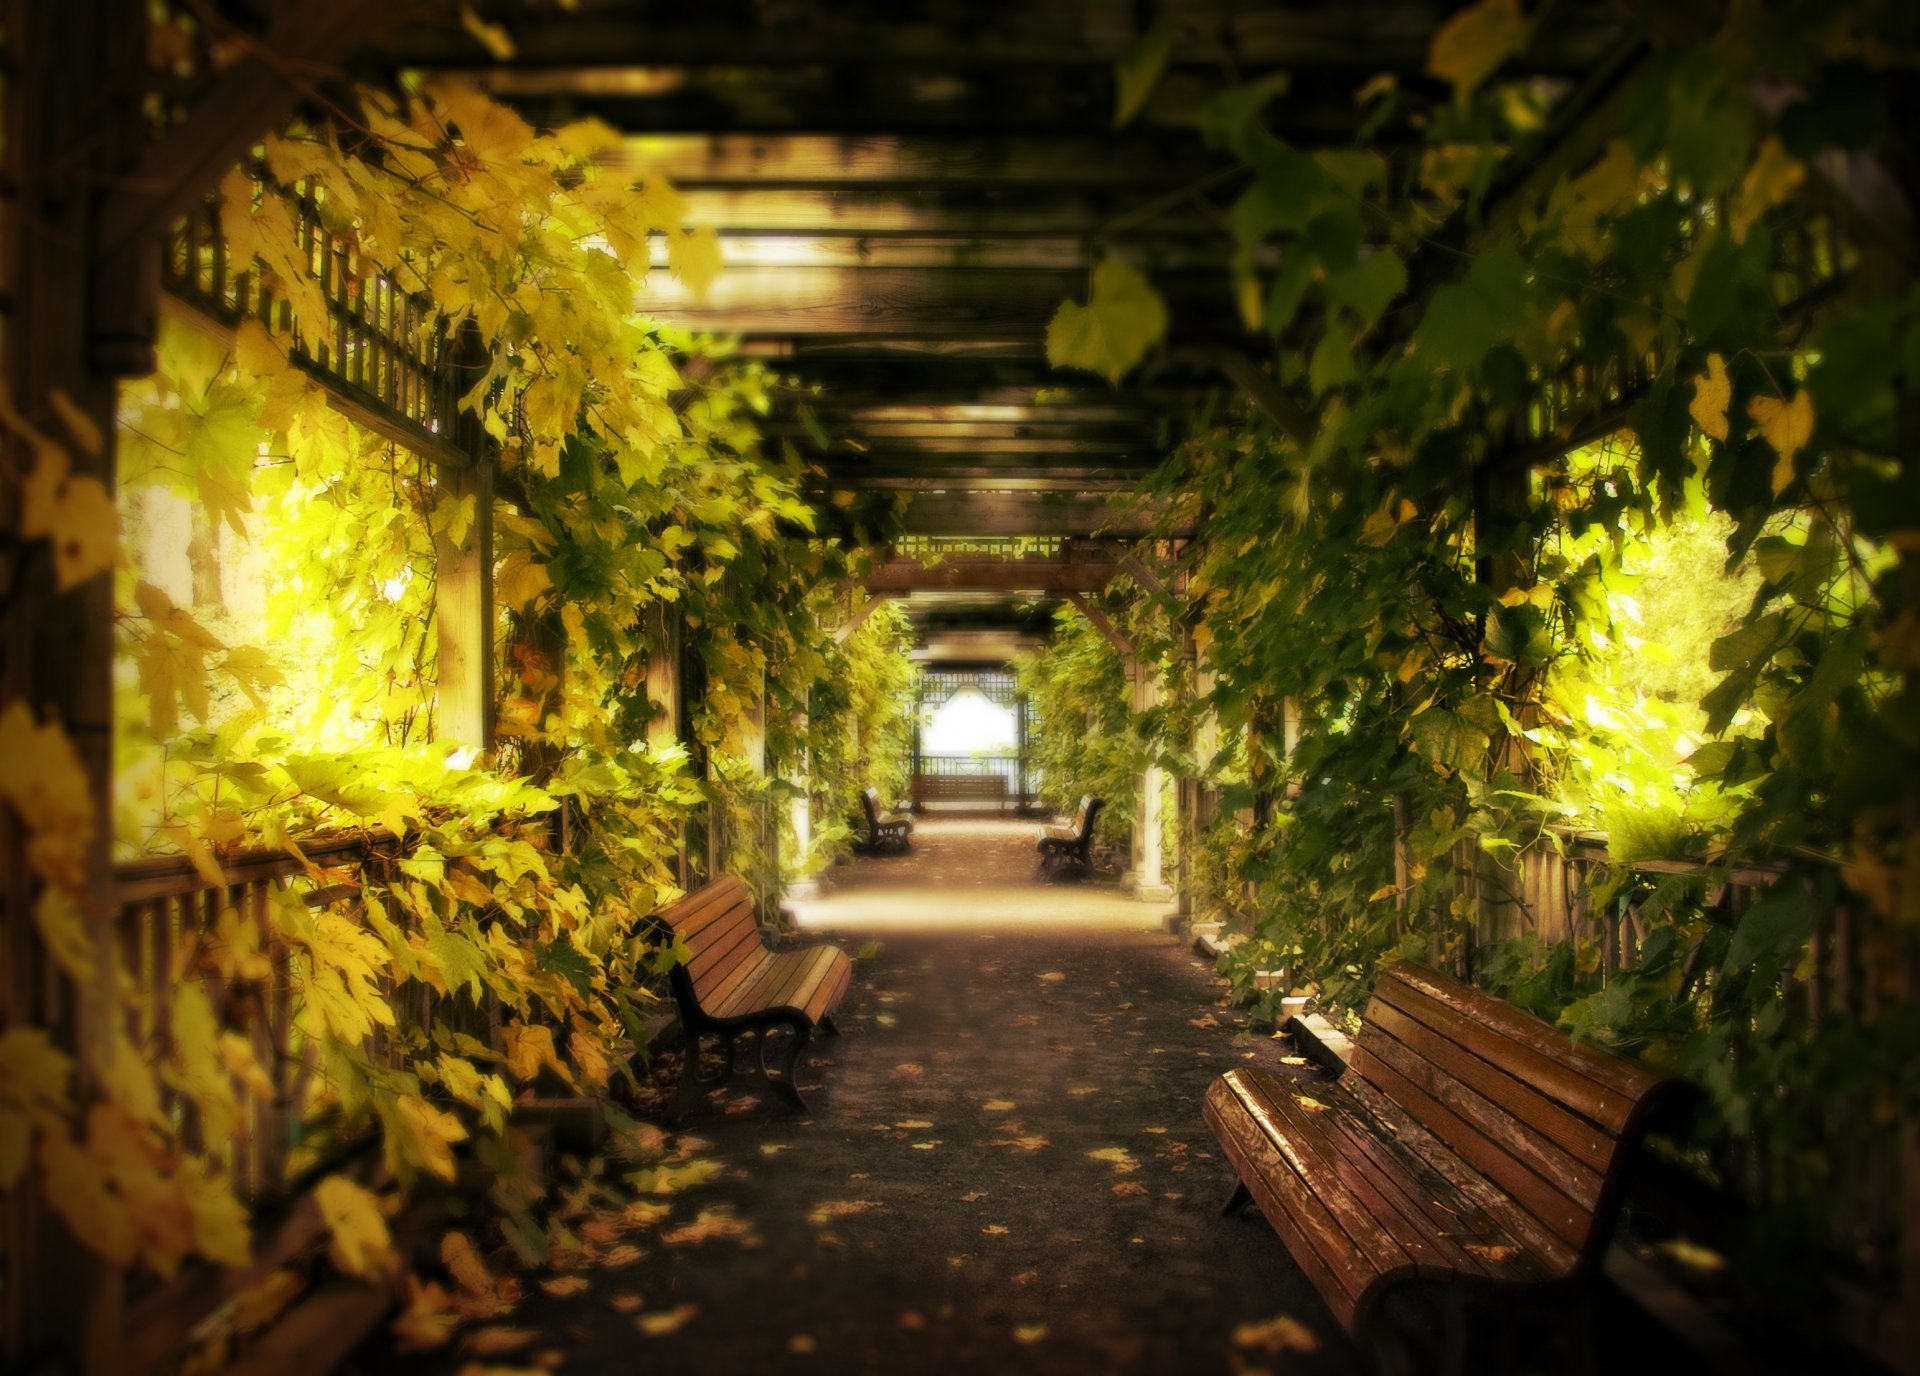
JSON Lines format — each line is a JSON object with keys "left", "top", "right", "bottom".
{"left": 1075, "top": 797, "right": 1104, "bottom": 849}
{"left": 1353, "top": 961, "right": 1672, "bottom": 1261}
{"left": 660, "top": 876, "right": 762, "bottom": 1006}
{"left": 860, "top": 787, "right": 883, "bottom": 833}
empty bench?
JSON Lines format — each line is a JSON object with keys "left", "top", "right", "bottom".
{"left": 658, "top": 876, "right": 852, "bottom": 1117}
{"left": 1036, "top": 794, "right": 1103, "bottom": 879}
{"left": 1205, "top": 961, "right": 1676, "bottom": 1344}
{"left": 912, "top": 773, "right": 1010, "bottom": 806}
{"left": 857, "top": 786, "right": 912, "bottom": 852}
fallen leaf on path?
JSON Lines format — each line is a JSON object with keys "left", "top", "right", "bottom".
{"left": 1067, "top": 1086, "right": 1098, "bottom": 1097}
{"left": 609, "top": 1293, "right": 644, "bottom": 1313}
{"left": 1012, "top": 1269, "right": 1038, "bottom": 1286}
{"left": 463, "top": 1324, "right": 539, "bottom": 1354}
{"left": 788, "top": 1334, "right": 816, "bottom": 1354}
{"left": 982, "top": 1224, "right": 1009, "bottom": 1235}
{"left": 636, "top": 1304, "right": 697, "bottom": 1337}
{"left": 661, "top": 1208, "right": 757, "bottom": 1247}
{"left": 981, "top": 1099, "right": 1016, "bottom": 1112}
{"left": 992, "top": 1135, "right": 1050, "bottom": 1151}
{"left": 911, "top": 1141, "right": 941, "bottom": 1150}
{"left": 894, "top": 1063, "right": 925, "bottom": 1077}
{"left": 1296, "top": 1096, "right": 1329, "bottom": 1113}
{"left": 898, "top": 1311, "right": 926, "bottom": 1331}
{"left": 390, "top": 1279, "right": 460, "bottom": 1351}
{"left": 1038, "top": 972, "right": 1066, "bottom": 983}
{"left": 1464, "top": 1242, "right": 1520, "bottom": 1262}
{"left": 600, "top": 1244, "right": 644, "bottom": 1267}
{"left": 759, "top": 1144, "right": 791, "bottom": 1157}
{"left": 538, "top": 1276, "right": 588, "bottom": 1298}
{"left": 1191, "top": 1014, "right": 1220, "bottom": 1029}
{"left": 960, "top": 1191, "right": 988, "bottom": 1202}
{"left": 1233, "top": 1314, "right": 1320, "bottom": 1354}
{"left": 1088, "top": 1146, "right": 1138, "bottom": 1172}
{"left": 807, "top": 1200, "right": 881, "bottom": 1226}
{"left": 1112, "top": 1181, "right": 1148, "bottom": 1197}
{"left": 895, "top": 1119, "right": 934, "bottom": 1129}
{"left": 1014, "top": 1325, "right": 1048, "bottom": 1343}
{"left": 1656, "top": 1238, "right": 1727, "bottom": 1272}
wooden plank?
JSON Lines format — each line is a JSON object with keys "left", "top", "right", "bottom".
{"left": 635, "top": 263, "right": 1238, "bottom": 337}
{"left": 1360, "top": 1023, "right": 1607, "bottom": 1212}
{"left": 1349, "top": 1044, "right": 1592, "bottom": 1254}
{"left": 653, "top": 233, "right": 1240, "bottom": 272}
{"left": 818, "top": 471, "right": 1145, "bottom": 493}
{"left": 882, "top": 491, "right": 1168, "bottom": 537}
{"left": 675, "top": 187, "right": 1219, "bottom": 237}
{"left": 1367, "top": 1001, "right": 1616, "bottom": 1176}
{"left": 613, "top": 133, "right": 1212, "bottom": 187}
{"left": 1204, "top": 1073, "right": 1380, "bottom": 1323}
{"left": 1381, "top": 963, "right": 1664, "bottom": 1117}
{"left": 864, "top": 558, "right": 1119, "bottom": 593}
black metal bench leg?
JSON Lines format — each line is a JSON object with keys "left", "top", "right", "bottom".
{"left": 819, "top": 1013, "right": 839, "bottom": 1036}
{"left": 671, "top": 1030, "right": 712, "bottom": 1122}
{"left": 1221, "top": 1180, "right": 1253, "bottom": 1217}
{"left": 762, "top": 1019, "right": 812, "bottom": 1113}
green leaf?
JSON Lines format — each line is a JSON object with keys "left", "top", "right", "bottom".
{"left": 1427, "top": 0, "right": 1532, "bottom": 102}
{"left": 1113, "top": 21, "right": 1174, "bottom": 129}
{"left": 536, "top": 935, "right": 596, "bottom": 999}
{"left": 1407, "top": 706, "right": 1490, "bottom": 775}
{"left": 1324, "top": 250, "right": 1406, "bottom": 329}
{"left": 1046, "top": 259, "right": 1169, "bottom": 386}
{"left": 1724, "top": 885, "right": 1815, "bottom": 971}
{"left": 1416, "top": 242, "right": 1529, "bottom": 370}
{"left": 1309, "top": 331, "right": 1357, "bottom": 394}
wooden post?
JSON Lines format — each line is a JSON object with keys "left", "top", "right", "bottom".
{"left": 1129, "top": 660, "right": 1173, "bottom": 903}
{"left": 1, "top": 1, "right": 143, "bottom": 1366}
{"left": 643, "top": 602, "right": 681, "bottom": 753}
{"left": 433, "top": 458, "right": 494, "bottom": 753}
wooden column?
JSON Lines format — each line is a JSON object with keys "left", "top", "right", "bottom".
{"left": 643, "top": 602, "right": 681, "bottom": 753}
{"left": 1, "top": 1, "right": 141, "bottom": 1366}
{"left": 434, "top": 458, "right": 494, "bottom": 753}
{"left": 1129, "top": 659, "right": 1173, "bottom": 904}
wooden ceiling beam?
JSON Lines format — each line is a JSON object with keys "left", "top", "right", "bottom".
{"left": 635, "top": 264, "right": 1244, "bottom": 337}
{"left": 611, "top": 133, "right": 1217, "bottom": 188}
{"left": 880, "top": 491, "right": 1176, "bottom": 537}
{"left": 819, "top": 472, "right": 1143, "bottom": 492}
{"left": 674, "top": 187, "right": 1219, "bottom": 236}
{"left": 865, "top": 558, "right": 1120, "bottom": 594}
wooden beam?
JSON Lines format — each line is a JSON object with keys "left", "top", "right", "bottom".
{"left": 882, "top": 491, "right": 1170, "bottom": 537}
{"left": 387, "top": 6, "right": 1622, "bottom": 74}
{"left": 1067, "top": 592, "right": 1135, "bottom": 659}
{"left": 612, "top": 132, "right": 1215, "bottom": 187}
{"left": 832, "top": 592, "right": 894, "bottom": 645}
{"left": 865, "top": 558, "right": 1119, "bottom": 594}
{"left": 674, "top": 186, "right": 1218, "bottom": 237}
{"left": 434, "top": 459, "right": 495, "bottom": 752}
{"left": 95, "top": 0, "right": 395, "bottom": 257}
{"left": 816, "top": 471, "right": 1146, "bottom": 493}
{"left": 635, "top": 263, "right": 1241, "bottom": 337}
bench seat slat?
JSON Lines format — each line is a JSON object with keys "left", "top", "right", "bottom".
{"left": 666, "top": 877, "right": 754, "bottom": 944}
{"left": 686, "top": 919, "right": 765, "bottom": 995}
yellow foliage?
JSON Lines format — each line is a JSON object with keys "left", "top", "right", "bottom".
{"left": 315, "top": 1175, "right": 398, "bottom": 1280}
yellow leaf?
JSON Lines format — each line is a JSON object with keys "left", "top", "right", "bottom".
{"left": 1749, "top": 389, "right": 1815, "bottom": 495}
{"left": 458, "top": 3, "right": 517, "bottom": 59}
{"left": 316, "top": 1175, "right": 398, "bottom": 1280}
{"left": 40, "top": 1127, "right": 138, "bottom": 1267}
{"left": 1233, "top": 1314, "right": 1320, "bottom": 1353}
{"left": 1014, "top": 1324, "right": 1049, "bottom": 1343}
{"left": 33, "top": 888, "right": 96, "bottom": 982}
{"left": 1427, "top": 0, "right": 1531, "bottom": 102}
{"left": 981, "top": 1100, "right": 1016, "bottom": 1113}
{"left": 504, "top": 1022, "right": 559, "bottom": 1082}
{"left": 180, "top": 1161, "right": 253, "bottom": 1265}
{"left": 1733, "top": 138, "right": 1804, "bottom": 244}
{"left": 389, "top": 1094, "right": 468, "bottom": 1182}
{"left": 1689, "top": 353, "right": 1731, "bottom": 443}
{"left": 441, "top": 1229, "right": 495, "bottom": 1294}
{"left": 667, "top": 226, "right": 723, "bottom": 299}
{"left": 636, "top": 1303, "right": 697, "bottom": 1337}
{"left": 18, "top": 446, "right": 117, "bottom": 591}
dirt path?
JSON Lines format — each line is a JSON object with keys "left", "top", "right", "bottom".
{"left": 356, "top": 819, "right": 1362, "bottom": 1375}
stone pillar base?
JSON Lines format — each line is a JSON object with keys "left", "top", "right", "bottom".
{"left": 1129, "top": 880, "right": 1175, "bottom": 903}
{"left": 786, "top": 877, "right": 823, "bottom": 902}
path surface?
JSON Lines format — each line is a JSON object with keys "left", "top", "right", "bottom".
{"left": 355, "top": 817, "right": 1362, "bottom": 1375}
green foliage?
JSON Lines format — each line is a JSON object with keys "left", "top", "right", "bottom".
{"left": 800, "top": 600, "right": 918, "bottom": 872}
{"left": 1011, "top": 604, "right": 1140, "bottom": 854}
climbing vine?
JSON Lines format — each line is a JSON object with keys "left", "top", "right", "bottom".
{"left": 1047, "top": 0, "right": 1920, "bottom": 1279}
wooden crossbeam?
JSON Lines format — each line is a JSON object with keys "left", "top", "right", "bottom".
{"left": 865, "top": 557, "right": 1119, "bottom": 594}
{"left": 613, "top": 133, "right": 1212, "bottom": 187}
{"left": 878, "top": 491, "right": 1170, "bottom": 537}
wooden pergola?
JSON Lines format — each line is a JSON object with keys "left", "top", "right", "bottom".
{"left": 8, "top": 1, "right": 1910, "bottom": 1369}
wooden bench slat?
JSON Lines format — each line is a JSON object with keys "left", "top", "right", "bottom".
{"left": 1350, "top": 1043, "right": 1593, "bottom": 1254}
{"left": 1206, "top": 1077, "right": 1383, "bottom": 1326}
{"left": 663, "top": 875, "right": 751, "bottom": 935}
{"left": 1367, "top": 1001, "right": 1617, "bottom": 1176}
{"left": 1359, "top": 1018, "right": 1609, "bottom": 1213}
{"left": 693, "top": 931, "right": 773, "bottom": 1004}
{"left": 1383, "top": 964, "right": 1664, "bottom": 1119}
{"left": 701, "top": 947, "right": 779, "bottom": 1012}
{"left": 672, "top": 891, "right": 756, "bottom": 954}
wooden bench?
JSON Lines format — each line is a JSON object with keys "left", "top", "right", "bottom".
{"left": 912, "top": 773, "right": 1010, "bottom": 806}
{"left": 1205, "top": 961, "right": 1677, "bottom": 1350}
{"left": 1035, "top": 794, "right": 1103, "bottom": 878}
{"left": 658, "top": 876, "right": 852, "bottom": 1117}
{"left": 857, "top": 786, "right": 912, "bottom": 852}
